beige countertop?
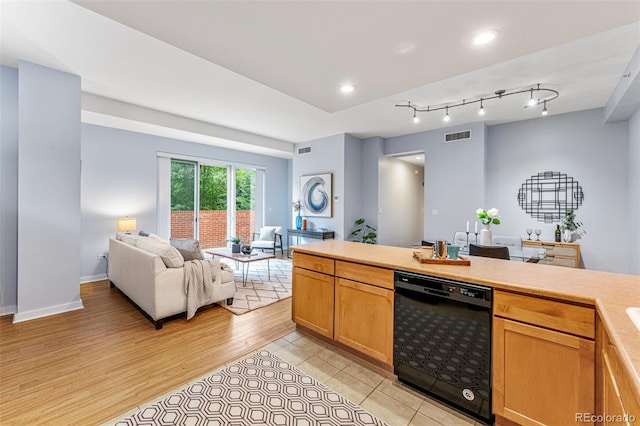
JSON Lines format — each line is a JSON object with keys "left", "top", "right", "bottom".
{"left": 292, "top": 240, "right": 640, "bottom": 401}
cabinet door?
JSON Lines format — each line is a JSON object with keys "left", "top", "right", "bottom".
{"left": 292, "top": 267, "right": 334, "bottom": 338}
{"left": 601, "top": 348, "right": 627, "bottom": 426}
{"left": 493, "top": 317, "right": 595, "bottom": 425}
{"left": 334, "top": 277, "right": 393, "bottom": 365}
{"left": 600, "top": 334, "right": 640, "bottom": 426}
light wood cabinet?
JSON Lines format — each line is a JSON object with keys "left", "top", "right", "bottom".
{"left": 292, "top": 262, "right": 335, "bottom": 338}
{"left": 597, "top": 317, "right": 640, "bottom": 425}
{"left": 493, "top": 290, "right": 595, "bottom": 425}
{"left": 334, "top": 277, "right": 394, "bottom": 365}
{"left": 292, "top": 253, "right": 394, "bottom": 368}
{"left": 522, "top": 240, "right": 580, "bottom": 268}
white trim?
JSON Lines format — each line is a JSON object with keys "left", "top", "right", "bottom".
{"left": 81, "top": 274, "right": 108, "bottom": 284}
{"left": 157, "top": 151, "right": 266, "bottom": 171}
{"left": 0, "top": 305, "right": 17, "bottom": 316}
{"left": 13, "top": 300, "right": 84, "bottom": 323}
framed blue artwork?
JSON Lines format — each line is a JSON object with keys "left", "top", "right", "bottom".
{"left": 300, "top": 173, "right": 332, "bottom": 217}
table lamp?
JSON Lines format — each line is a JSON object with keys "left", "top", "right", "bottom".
{"left": 118, "top": 217, "right": 137, "bottom": 234}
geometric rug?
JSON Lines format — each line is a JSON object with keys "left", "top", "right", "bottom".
{"left": 218, "top": 257, "right": 292, "bottom": 315}
{"left": 110, "top": 350, "right": 387, "bottom": 426}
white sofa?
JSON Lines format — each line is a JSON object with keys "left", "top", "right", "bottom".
{"left": 108, "top": 234, "right": 236, "bottom": 329}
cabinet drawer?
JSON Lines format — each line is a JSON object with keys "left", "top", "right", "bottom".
{"left": 335, "top": 260, "right": 394, "bottom": 290}
{"left": 293, "top": 252, "right": 334, "bottom": 275}
{"left": 494, "top": 291, "right": 594, "bottom": 339}
{"left": 540, "top": 256, "right": 578, "bottom": 268}
{"left": 541, "top": 243, "right": 577, "bottom": 257}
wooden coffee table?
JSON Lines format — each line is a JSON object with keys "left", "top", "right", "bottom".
{"left": 205, "top": 249, "right": 275, "bottom": 287}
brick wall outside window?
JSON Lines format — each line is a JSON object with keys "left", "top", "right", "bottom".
{"left": 171, "top": 210, "right": 256, "bottom": 249}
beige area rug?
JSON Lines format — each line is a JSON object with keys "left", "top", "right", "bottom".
{"left": 218, "top": 256, "right": 292, "bottom": 315}
{"left": 109, "top": 350, "right": 386, "bottom": 426}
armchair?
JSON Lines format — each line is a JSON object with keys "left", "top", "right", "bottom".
{"left": 251, "top": 226, "right": 283, "bottom": 255}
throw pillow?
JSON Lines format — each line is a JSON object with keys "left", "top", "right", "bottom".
{"left": 170, "top": 238, "right": 204, "bottom": 261}
{"left": 259, "top": 226, "right": 277, "bottom": 241}
{"left": 136, "top": 237, "right": 184, "bottom": 268}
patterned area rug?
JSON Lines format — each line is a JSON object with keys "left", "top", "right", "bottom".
{"left": 219, "top": 256, "right": 292, "bottom": 315}
{"left": 111, "top": 350, "right": 386, "bottom": 426}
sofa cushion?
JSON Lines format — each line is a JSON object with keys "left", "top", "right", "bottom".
{"left": 148, "top": 233, "right": 170, "bottom": 244}
{"left": 170, "top": 238, "right": 204, "bottom": 261}
{"left": 220, "top": 263, "right": 235, "bottom": 283}
{"left": 116, "top": 231, "right": 140, "bottom": 246}
{"left": 136, "top": 237, "right": 184, "bottom": 268}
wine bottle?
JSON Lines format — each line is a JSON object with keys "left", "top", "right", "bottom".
{"left": 555, "top": 224, "right": 561, "bottom": 242}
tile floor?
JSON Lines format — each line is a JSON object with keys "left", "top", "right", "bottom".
{"left": 105, "top": 330, "right": 485, "bottom": 426}
{"left": 262, "top": 331, "right": 485, "bottom": 426}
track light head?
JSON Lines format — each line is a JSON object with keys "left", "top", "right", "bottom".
{"left": 443, "top": 106, "right": 450, "bottom": 122}
{"left": 541, "top": 101, "right": 548, "bottom": 116}
{"left": 528, "top": 89, "right": 536, "bottom": 106}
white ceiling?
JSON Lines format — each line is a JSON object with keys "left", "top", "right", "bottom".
{"left": 2, "top": 1, "right": 639, "bottom": 158}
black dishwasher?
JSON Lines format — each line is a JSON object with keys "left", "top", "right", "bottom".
{"left": 394, "top": 270, "right": 493, "bottom": 424}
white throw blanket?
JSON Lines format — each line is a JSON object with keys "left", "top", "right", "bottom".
{"left": 183, "top": 259, "right": 221, "bottom": 320}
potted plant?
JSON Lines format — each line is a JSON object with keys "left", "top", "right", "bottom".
{"left": 228, "top": 236, "right": 243, "bottom": 253}
{"left": 561, "top": 210, "right": 584, "bottom": 242}
{"left": 349, "top": 218, "right": 377, "bottom": 244}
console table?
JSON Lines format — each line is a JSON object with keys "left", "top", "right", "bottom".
{"left": 522, "top": 240, "right": 581, "bottom": 268}
{"left": 287, "top": 228, "right": 335, "bottom": 258}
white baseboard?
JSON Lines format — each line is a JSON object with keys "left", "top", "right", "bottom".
{"left": 0, "top": 305, "right": 17, "bottom": 316}
{"left": 81, "top": 273, "right": 108, "bottom": 284}
{"left": 13, "top": 300, "right": 84, "bottom": 323}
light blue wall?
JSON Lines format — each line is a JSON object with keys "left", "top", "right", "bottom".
{"left": 292, "top": 134, "right": 347, "bottom": 239}
{"left": 16, "top": 61, "right": 82, "bottom": 321}
{"left": 385, "top": 121, "right": 486, "bottom": 242}
{"left": 628, "top": 108, "right": 640, "bottom": 275}
{"left": 0, "top": 66, "right": 19, "bottom": 314}
{"left": 487, "top": 108, "right": 629, "bottom": 273}
{"left": 81, "top": 124, "right": 291, "bottom": 281}
{"left": 362, "top": 137, "right": 383, "bottom": 232}
{"left": 344, "top": 134, "right": 364, "bottom": 239}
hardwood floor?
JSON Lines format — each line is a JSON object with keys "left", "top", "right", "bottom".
{"left": 0, "top": 280, "right": 295, "bottom": 425}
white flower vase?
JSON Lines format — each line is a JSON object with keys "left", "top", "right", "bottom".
{"left": 563, "top": 229, "right": 572, "bottom": 243}
{"left": 480, "top": 224, "right": 492, "bottom": 245}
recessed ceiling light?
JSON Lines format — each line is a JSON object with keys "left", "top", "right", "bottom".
{"left": 340, "top": 84, "right": 356, "bottom": 94}
{"left": 473, "top": 29, "right": 499, "bottom": 45}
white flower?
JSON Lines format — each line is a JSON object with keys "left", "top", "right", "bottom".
{"left": 476, "top": 208, "right": 484, "bottom": 215}
{"left": 487, "top": 208, "right": 499, "bottom": 218}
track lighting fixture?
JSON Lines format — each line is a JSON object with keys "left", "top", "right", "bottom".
{"left": 528, "top": 88, "right": 537, "bottom": 106}
{"left": 396, "top": 83, "right": 559, "bottom": 123}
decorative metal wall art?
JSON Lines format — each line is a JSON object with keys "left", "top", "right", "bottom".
{"left": 517, "top": 171, "right": 584, "bottom": 223}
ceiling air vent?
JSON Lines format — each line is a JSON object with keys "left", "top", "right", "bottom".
{"left": 444, "top": 130, "right": 471, "bottom": 143}
{"left": 298, "top": 146, "right": 311, "bottom": 155}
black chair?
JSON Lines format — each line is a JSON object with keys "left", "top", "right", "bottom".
{"left": 468, "top": 243, "right": 510, "bottom": 260}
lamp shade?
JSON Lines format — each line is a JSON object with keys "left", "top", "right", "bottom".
{"left": 117, "top": 217, "right": 137, "bottom": 232}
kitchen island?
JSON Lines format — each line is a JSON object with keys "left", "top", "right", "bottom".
{"left": 291, "top": 240, "right": 640, "bottom": 426}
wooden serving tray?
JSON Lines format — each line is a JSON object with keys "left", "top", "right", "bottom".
{"left": 413, "top": 251, "right": 471, "bottom": 266}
